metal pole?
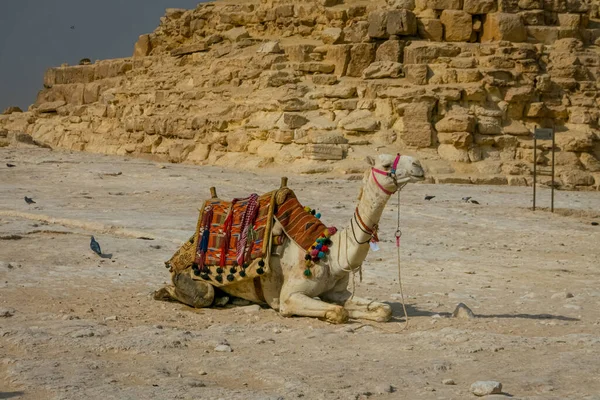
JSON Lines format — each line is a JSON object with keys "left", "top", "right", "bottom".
{"left": 533, "top": 133, "right": 537, "bottom": 211}
{"left": 551, "top": 129, "right": 555, "bottom": 213}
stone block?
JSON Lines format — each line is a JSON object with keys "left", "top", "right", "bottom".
{"left": 323, "top": 86, "right": 357, "bottom": 99}
{"left": 521, "top": 10, "right": 545, "bottom": 25}
{"left": 386, "top": 10, "right": 417, "bottom": 36}
{"left": 526, "top": 26, "right": 559, "bottom": 44}
{"left": 339, "top": 110, "right": 379, "bottom": 132}
{"left": 133, "top": 34, "right": 152, "bottom": 58}
{"left": 283, "top": 113, "right": 309, "bottom": 129}
{"left": 278, "top": 98, "right": 319, "bottom": 112}
{"left": 285, "top": 44, "right": 317, "bottom": 62}
{"left": 346, "top": 43, "right": 376, "bottom": 77}
{"left": 37, "top": 101, "right": 66, "bottom": 113}
{"left": 518, "top": 0, "right": 543, "bottom": 9}
{"left": 170, "top": 42, "right": 209, "bottom": 57}
{"left": 273, "top": 131, "right": 294, "bottom": 144}
{"left": 417, "top": 19, "right": 444, "bottom": 42}
{"left": 297, "top": 62, "right": 336, "bottom": 74}
{"left": 368, "top": 11, "right": 388, "bottom": 39}
{"left": 393, "top": 101, "right": 435, "bottom": 147}
{"left": 437, "top": 132, "right": 473, "bottom": 148}
{"left": 343, "top": 21, "right": 369, "bottom": 43}
{"left": 557, "top": 13, "right": 581, "bottom": 28}
{"left": 257, "top": 41, "right": 282, "bottom": 54}
{"left": 435, "top": 114, "right": 476, "bottom": 132}
{"left": 440, "top": 10, "right": 473, "bottom": 42}
{"left": 404, "top": 42, "right": 461, "bottom": 64}
{"left": 482, "top": 13, "right": 527, "bottom": 42}
{"left": 321, "top": 28, "right": 344, "bottom": 44}
{"left": 376, "top": 40, "right": 405, "bottom": 63}
{"left": 556, "top": 131, "right": 594, "bottom": 151}
{"left": 464, "top": 0, "right": 496, "bottom": 14}
{"left": 580, "top": 153, "right": 600, "bottom": 172}
{"left": 404, "top": 64, "right": 429, "bottom": 85}
{"left": 362, "top": 61, "right": 403, "bottom": 79}
{"left": 427, "top": 0, "right": 463, "bottom": 10}
{"left": 477, "top": 116, "right": 503, "bottom": 134}
{"left": 325, "top": 45, "right": 351, "bottom": 76}
{"left": 438, "top": 144, "right": 470, "bottom": 162}
{"left": 304, "top": 144, "right": 343, "bottom": 160}
{"left": 312, "top": 74, "right": 338, "bottom": 85}
{"left": 224, "top": 27, "right": 250, "bottom": 42}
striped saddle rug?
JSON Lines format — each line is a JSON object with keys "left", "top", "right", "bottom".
{"left": 166, "top": 188, "right": 332, "bottom": 287}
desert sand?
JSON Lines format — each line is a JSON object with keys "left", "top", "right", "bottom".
{"left": 1, "top": 146, "right": 600, "bottom": 400}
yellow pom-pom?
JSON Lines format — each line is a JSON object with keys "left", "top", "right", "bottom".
{"left": 304, "top": 206, "right": 311, "bottom": 212}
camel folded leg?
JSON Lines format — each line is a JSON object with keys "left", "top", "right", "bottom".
{"left": 280, "top": 292, "right": 349, "bottom": 324}
{"left": 154, "top": 270, "right": 215, "bottom": 308}
{"left": 321, "top": 290, "right": 392, "bottom": 322}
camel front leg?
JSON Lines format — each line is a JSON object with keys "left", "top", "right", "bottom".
{"left": 322, "top": 290, "right": 392, "bottom": 322}
{"left": 280, "top": 292, "right": 349, "bottom": 324}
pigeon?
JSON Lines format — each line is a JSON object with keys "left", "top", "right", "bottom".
{"left": 424, "top": 195, "right": 435, "bottom": 201}
{"left": 469, "top": 199, "right": 480, "bottom": 205}
{"left": 90, "top": 236, "right": 102, "bottom": 256}
{"left": 6, "top": 163, "right": 15, "bottom": 167}
{"left": 24, "top": 196, "right": 36, "bottom": 204}
{"left": 462, "top": 196, "right": 472, "bottom": 202}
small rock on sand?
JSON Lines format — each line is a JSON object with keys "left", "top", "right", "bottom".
{"left": 442, "top": 378, "right": 455, "bottom": 385}
{"left": 470, "top": 381, "right": 502, "bottom": 396}
{"left": 374, "top": 383, "right": 395, "bottom": 394}
{"left": 453, "top": 303, "right": 475, "bottom": 319}
{"left": 241, "top": 304, "right": 261, "bottom": 314}
{"left": 0, "top": 308, "right": 15, "bottom": 318}
{"left": 551, "top": 292, "right": 574, "bottom": 299}
{"left": 214, "top": 344, "right": 232, "bottom": 352}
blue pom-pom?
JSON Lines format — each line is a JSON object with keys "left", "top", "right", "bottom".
{"left": 316, "top": 213, "right": 321, "bottom": 219}
{"left": 318, "top": 251, "right": 325, "bottom": 258}
{"left": 316, "top": 244, "right": 323, "bottom": 250}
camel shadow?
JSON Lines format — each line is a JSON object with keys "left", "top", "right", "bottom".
{"left": 386, "top": 302, "right": 579, "bottom": 322}
{"left": 0, "top": 392, "right": 25, "bottom": 399}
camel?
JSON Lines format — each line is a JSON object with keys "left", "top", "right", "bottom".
{"left": 154, "top": 153, "right": 425, "bottom": 323}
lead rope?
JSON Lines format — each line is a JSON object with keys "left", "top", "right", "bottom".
{"left": 395, "top": 185, "right": 410, "bottom": 332}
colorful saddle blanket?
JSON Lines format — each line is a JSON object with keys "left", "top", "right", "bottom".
{"left": 166, "top": 188, "right": 332, "bottom": 287}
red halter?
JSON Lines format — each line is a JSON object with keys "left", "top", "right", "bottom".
{"left": 371, "top": 153, "right": 401, "bottom": 195}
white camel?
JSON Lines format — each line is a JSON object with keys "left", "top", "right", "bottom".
{"left": 155, "top": 153, "right": 425, "bottom": 323}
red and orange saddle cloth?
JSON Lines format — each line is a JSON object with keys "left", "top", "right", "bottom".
{"left": 166, "top": 188, "right": 335, "bottom": 287}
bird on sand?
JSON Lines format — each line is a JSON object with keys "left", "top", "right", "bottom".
{"left": 6, "top": 163, "right": 15, "bottom": 167}
{"left": 424, "top": 195, "right": 435, "bottom": 201}
{"left": 24, "top": 196, "right": 36, "bottom": 204}
{"left": 462, "top": 196, "right": 472, "bottom": 202}
{"left": 90, "top": 236, "right": 102, "bottom": 256}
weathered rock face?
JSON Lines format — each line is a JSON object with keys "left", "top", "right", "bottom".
{"left": 2, "top": 0, "right": 600, "bottom": 190}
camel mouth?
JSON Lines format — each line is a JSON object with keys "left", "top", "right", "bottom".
{"left": 410, "top": 171, "right": 426, "bottom": 181}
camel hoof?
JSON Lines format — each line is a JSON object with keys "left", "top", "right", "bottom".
{"left": 325, "top": 307, "right": 349, "bottom": 324}
{"left": 374, "top": 304, "right": 393, "bottom": 322}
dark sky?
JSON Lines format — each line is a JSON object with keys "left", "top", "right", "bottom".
{"left": 0, "top": 0, "right": 204, "bottom": 111}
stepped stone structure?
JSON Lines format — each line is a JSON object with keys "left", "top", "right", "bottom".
{"left": 2, "top": 0, "right": 600, "bottom": 189}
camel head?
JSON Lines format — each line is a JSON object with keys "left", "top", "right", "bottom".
{"left": 365, "top": 153, "right": 425, "bottom": 194}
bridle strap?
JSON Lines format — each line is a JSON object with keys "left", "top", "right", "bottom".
{"left": 371, "top": 154, "right": 402, "bottom": 196}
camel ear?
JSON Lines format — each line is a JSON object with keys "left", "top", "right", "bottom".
{"left": 365, "top": 156, "right": 375, "bottom": 166}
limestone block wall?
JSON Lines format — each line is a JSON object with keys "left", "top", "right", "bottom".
{"left": 1, "top": 0, "right": 599, "bottom": 190}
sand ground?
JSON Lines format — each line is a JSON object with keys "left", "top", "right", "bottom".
{"left": 1, "top": 146, "right": 600, "bottom": 400}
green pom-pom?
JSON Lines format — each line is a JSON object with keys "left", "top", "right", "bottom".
{"left": 303, "top": 269, "right": 312, "bottom": 277}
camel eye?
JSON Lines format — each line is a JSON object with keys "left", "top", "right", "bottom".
{"left": 381, "top": 162, "right": 392, "bottom": 169}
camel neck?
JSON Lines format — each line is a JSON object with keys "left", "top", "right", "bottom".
{"left": 331, "top": 174, "right": 392, "bottom": 275}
